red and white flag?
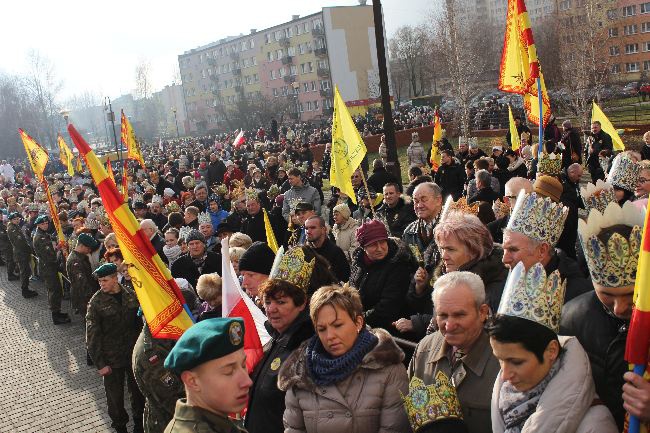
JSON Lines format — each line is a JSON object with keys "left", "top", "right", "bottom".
{"left": 232, "top": 129, "right": 245, "bottom": 148}
{"left": 221, "top": 238, "right": 270, "bottom": 372}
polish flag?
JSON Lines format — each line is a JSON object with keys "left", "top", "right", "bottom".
{"left": 221, "top": 238, "right": 270, "bottom": 372}
{"left": 232, "top": 129, "right": 246, "bottom": 148}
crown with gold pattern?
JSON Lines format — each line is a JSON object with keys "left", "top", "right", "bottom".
{"left": 94, "top": 206, "right": 110, "bottom": 226}
{"left": 198, "top": 211, "right": 212, "bottom": 226}
{"left": 506, "top": 191, "right": 569, "bottom": 246}
{"left": 498, "top": 262, "right": 566, "bottom": 332}
{"left": 401, "top": 371, "right": 463, "bottom": 432}
{"left": 244, "top": 187, "right": 259, "bottom": 202}
{"left": 607, "top": 153, "right": 640, "bottom": 193}
{"left": 492, "top": 199, "right": 510, "bottom": 220}
{"left": 577, "top": 201, "right": 645, "bottom": 288}
{"left": 580, "top": 180, "right": 616, "bottom": 215}
{"left": 230, "top": 179, "right": 245, "bottom": 202}
{"left": 440, "top": 196, "right": 480, "bottom": 221}
{"left": 537, "top": 152, "right": 562, "bottom": 176}
{"left": 269, "top": 246, "right": 315, "bottom": 292}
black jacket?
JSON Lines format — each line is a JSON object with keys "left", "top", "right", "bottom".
{"left": 545, "top": 249, "right": 592, "bottom": 303}
{"left": 170, "top": 251, "right": 222, "bottom": 291}
{"left": 434, "top": 162, "right": 465, "bottom": 200}
{"left": 560, "top": 292, "right": 627, "bottom": 430}
{"left": 245, "top": 312, "right": 314, "bottom": 433}
{"left": 561, "top": 128, "right": 583, "bottom": 168}
{"left": 375, "top": 198, "right": 416, "bottom": 238}
{"left": 241, "top": 211, "right": 267, "bottom": 244}
{"left": 207, "top": 159, "right": 226, "bottom": 185}
{"left": 487, "top": 215, "right": 509, "bottom": 244}
{"left": 367, "top": 167, "right": 400, "bottom": 193}
{"left": 468, "top": 186, "right": 500, "bottom": 204}
{"left": 150, "top": 233, "right": 168, "bottom": 265}
{"left": 311, "top": 238, "right": 350, "bottom": 283}
{"left": 641, "top": 144, "right": 650, "bottom": 161}
{"left": 349, "top": 238, "right": 417, "bottom": 333}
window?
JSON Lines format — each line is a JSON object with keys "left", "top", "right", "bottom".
{"left": 311, "top": 81, "right": 316, "bottom": 91}
{"left": 623, "top": 5, "right": 636, "bottom": 17}
{"left": 298, "top": 102, "right": 304, "bottom": 112}
{"left": 296, "top": 25, "right": 302, "bottom": 35}
{"left": 241, "top": 41, "right": 247, "bottom": 51}
{"left": 645, "top": 60, "right": 650, "bottom": 70}
{"left": 243, "top": 58, "right": 249, "bottom": 67}
{"left": 273, "top": 88, "right": 279, "bottom": 97}
{"left": 287, "top": 27, "right": 294, "bottom": 37}
{"left": 301, "top": 63, "right": 306, "bottom": 74}
{"left": 320, "top": 80, "right": 331, "bottom": 90}
{"left": 303, "top": 22, "right": 310, "bottom": 33}
{"left": 607, "top": 9, "right": 618, "bottom": 19}
{"left": 312, "top": 18, "right": 323, "bottom": 29}
{"left": 643, "top": 22, "right": 650, "bottom": 33}
{"left": 306, "top": 41, "right": 312, "bottom": 51}
{"left": 277, "top": 49, "right": 284, "bottom": 59}
{"left": 323, "top": 98, "right": 332, "bottom": 109}
{"left": 318, "top": 60, "right": 328, "bottom": 69}
{"left": 643, "top": 2, "right": 650, "bottom": 13}
{"left": 299, "top": 43, "right": 306, "bottom": 55}
{"left": 559, "top": 0, "right": 571, "bottom": 11}
{"left": 275, "top": 30, "right": 283, "bottom": 41}
{"left": 208, "top": 68, "right": 213, "bottom": 76}
{"left": 252, "top": 57, "right": 257, "bottom": 66}
{"left": 625, "top": 43, "right": 639, "bottom": 54}
{"left": 279, "top": 67, "right": 285, "bottom": 77}
{"left": 250, "top": 39, "right": 255, "bottom": 49}
{"left": 644, "top": 42, "right": 650, "bottom": 52}
{"left": 625, "top": 24, "right": 638, "bottom": 35}
{"left": 314, "top": 100, "right": 319, "bottom": 110}
{"left": 245, "top": 75, "right": 252, "bottom": 85}
{"left": 290, "top": 65, "right": 297, "bottom": 75}
{"left": 281, "top": 86, "right": 288, "bottom": 96}
{"left": 307, "top": 62, "right": 314, "bottom": 73}
{"left": 610, "top": 46, "right": 620, "bottom": 56}
{"left": 288, "top": 46, "right": 296, "bottom": 56}
{"left": 200, "top": 54, "right": 204, "bottom": 63}
{"left": 271, "top": 70, "right": 277, "bottom": 80}
{"left": 267, "top": 51, "right": 273, "bottom": 61}
{"left": 303, "top": 82, "right": 309, "bottom": 92}
{"left": 266, "top": 34, "right": 271, "bottom": 44}
{"left": 609, "top": 27, "right": 619, "bottom": 37}
{"left": 626, "top": 62, "right": 640, "bottom": 72}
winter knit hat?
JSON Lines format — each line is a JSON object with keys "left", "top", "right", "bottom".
{"left": 332, "top": 203, "right": 351, "bottom": 219}
{"left": 185, "top": 229, "right": 206, "bottom": 244}
{"left": 355, "top": 220, "right": 388, "bottom": 247}
{"left": 238, "top": 241, "right": 275, "bottom": 275}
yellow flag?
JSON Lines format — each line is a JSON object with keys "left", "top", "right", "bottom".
{"left": 121, "top": 111, "right": 146, "bottom": 169}
{"left": 430, "top": 113, "right": 442, "bottom": 172}
{"left": 508, "top": 105, "right": 521, "bottom": 151}
{"left": 263, "top": 209, "right": 279, "bottom": 253}
{"left": 591, "top": 101, "right": 625, "bottom": 151}
{"left": 76, "top": 153, "right": 83, "bottom": 173}
{"left": 330, "top": 86, "right": 367, "bottom": 204}
{"left": 57, "top": 135, "right": 75, "bottom": 176}
{"left": 18, "top": 129, "right": 49, "bottom": 182}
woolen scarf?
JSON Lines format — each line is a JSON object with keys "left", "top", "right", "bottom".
{"left": 499, "top": 358, "right": 561, "bottom": 433}
{"left": 306, "top": 328, "right": 378, "bottom": 387}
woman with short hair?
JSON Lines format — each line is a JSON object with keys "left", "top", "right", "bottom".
{"left": 195, "top": 273, "right": 222, "bottom": 322}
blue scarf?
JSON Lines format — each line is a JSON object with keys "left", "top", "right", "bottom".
{"left": 305, "top": 328, "right": 378, "bottom": 387}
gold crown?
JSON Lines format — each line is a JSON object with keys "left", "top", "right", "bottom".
{"left": 607, "top": 153, "right": 640, "bottom": 193}
{"left": 198, "top": 211, "right": 212, "bottom": 226}
{"left": 537, "top": 152, "right": 562, "bottom": 176}
{"left": 578, "top": 201, "right": 645, "bottom": 288}
{"left": 498, "top": 262, "right": 566, "bottom": 332}
{"left": 580, "top": 180, "right": 616, "bottom": 215}
{"left": 230, "top": 179, "right": 245, "bottom": 201}
{"left": 166, "top": 201, "right": 180, "bottom": 213}
{"left": 492, "top": 199, "right": 510, "bottom": 220}
{"left": 440, "top": 196, "right": 480, "bottom": 221}
{"left": 212, "top": 183, "right": 228, "bottom": 196}
{"left": 244, "top": 188, "right": 259, "bottom": 202}
{"left": 506, "top": 191, "right": 568, "bottom": 246}
{"left": 401, "top": 372, "right": 463, "bottom": 432}
{"left": 269, "top": 247, "right": 315, "bottom": 292}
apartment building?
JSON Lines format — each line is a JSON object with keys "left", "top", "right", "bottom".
{"left": 178, "top": 3, "right": 387, "bottom": 133}
{"left": 606, "top": 0, "right": 650, "bottom": 81}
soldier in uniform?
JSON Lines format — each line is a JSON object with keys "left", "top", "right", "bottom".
{"left": 32, "top": 215, "right": 70, "bottom": 324}
{"left": 6, "top": 212, "right": 37, "bottom": 298}
{"left": 0, "top": 215, "right": 18, "bottom": 280}
{"left": 133, "top": 323, "right": 185, "bottom": 433}
{"left": 86, "top": 263, "right": 145, "bottom": 433}
{"left": 66, "top": 233, "right": 99, "bottom": 316}
{"left": 163, "top": 317, "right": 251, "bottom": 433}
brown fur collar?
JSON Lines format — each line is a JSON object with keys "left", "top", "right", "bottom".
{"left": 277, "top": 327, "right": 404, "bottom": 392}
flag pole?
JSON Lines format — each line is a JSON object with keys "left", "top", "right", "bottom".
{"left": 537, "top": 77, "right": 544, "bottom": 157}
{"left": 629, "top": 363, "right": 645, "bottom": 433}
{"left": 359, "top": 169, "right": 376, "bottom": 218}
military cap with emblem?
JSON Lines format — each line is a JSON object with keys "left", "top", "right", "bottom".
{"left": 164, "top": 317, "right": 245, "bottom": 375}
{"left": 8, "top": 212, "right": 21, "bottom": 220}
{"left": 34, "top": 215, "right": 49, "bottom": 225}
{"left": 93, "top": 262, "right": 118, "bottom": 278}
{"left": 77, "top": 232, "right": 100, "bottom": 249}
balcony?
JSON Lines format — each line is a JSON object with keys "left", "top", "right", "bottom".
{"left": 316, "top": 67, "right": 330, "bottom": 78}
{"left": 281, "top": 56, "right": 294, "bottom": 65}
{"left": 278, "top": 36, "right": 290, "bottom": 48}
{"left": 284, "top": 75, "right": 296, "bottom": 83}
{"left": 314, "top": 47, "right": 328, "bottom": 57}
{"left": 319, "top": 88, "right": 332, "bottom": 98}
{"left": 312, "top": 26, "right": 325, "bottom": 36}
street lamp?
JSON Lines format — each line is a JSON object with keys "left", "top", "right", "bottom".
{"left": 104, "top": 97, "right": 121, "bottom": 163}
{"left": 291, "top": 82, "right": 300, "bottom": 121}
{"left": 59, "top": 108, "right": 70, "bottom": 125}
{"left": 171, "top": 107, "right": 180, "bottom": 138}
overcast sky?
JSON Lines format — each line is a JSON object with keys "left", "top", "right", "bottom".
{"left": 0, "top": 0, "right": 432, "bottom": 101}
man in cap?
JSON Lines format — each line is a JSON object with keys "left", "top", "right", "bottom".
{"left": 66, "top": 233, "right": 100, "bottom": 316}
{"left": 170, "top": 229, "right": 221, "bottom": 289}
{"left": 238, "top": 241, "right": 275, "bottom": 301}
{"left": 32, "top": 215, "right": 70, "bottom": 324}
{"left": 86, "top": 263, "right": 145, "bottom": 433}
{"left": 163, "top": 317, "right": 251, "bottom": 432}
{"left": 0, "top": 214, "right": 18, "bottom": 280}
{"left": 6, "top": 212, "right": 37, "bottom": 298}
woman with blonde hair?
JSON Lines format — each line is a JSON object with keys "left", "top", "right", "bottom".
{"left": 195, "top": 273, "right": 222, "bottom": 321}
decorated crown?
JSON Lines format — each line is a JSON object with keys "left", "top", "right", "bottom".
{"left": 84, "top": 213, "right": 100, "bottom": 230}
{"left": 94, "top": 207, "right": 110, "bottom": 226}
{"left": 198, "top": 211, "right": 212, "bottom": 226}
{"left": 181, "top": 176, "right": 195, "bottom": 189}
{"left": 132, "top": 193, "right": 144, "bottom": 204}
{"left": 440, "top": 196, "right": 480, "bottom": 221}
{"left": 401, "top": 371, "right": 463, "bottom": 432}
{"left": 288, "top": 197, "right": 302, "bottom": 214}
{"left": 151, "top": 194, "right": 163, "bottom": 205}
{"left": 269, "top": 247, "right": 315, "bottom": 292}
{"left": 230, "top": 179, "right": 245, "bottom": 201}
{"left": 537, "top": 152, "right": 562, "bottom": 176}
{"left": 267, "top": 184, "right": 281, "bottom": 201}
{"left": 607, "top": 153, "right": 640, "bottom": 193}
{"left": 580, "top": 180, "right": 616, "bottom": 215}
{"left": 498, "top": 262, "right": 566, "bottom": 332}
{"left": 244, "top": 188, "right": 259, "bottom": 202}
{"left": 178, "top": 226, "right": 192, "bottom": 243}
{"left": 492, "top": 199, "right": 510, "bottom": 220}
{"left": 212, "top": 183, "right": 228, "bottom": 196}
{"left": 166, "top": 201, "right": 180, "bottom": 213}
{"left": 77, "top": 200, "right": 88, "bottom": 211}
{"left": 506, "top": 191, "right": 568, "bottom": 246}
{"left": 578, "top": 201, "right": 645, "bottom": 288}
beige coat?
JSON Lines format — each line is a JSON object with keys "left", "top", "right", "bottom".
{"left": 408, "top": 330, "right": 500, "bottom": 433}
{"left": 278, "top": 328, "right": 411, "bottom": 433}
{"left": 331, "top": 218, "right": 359, "bottom": 262}
{"left": 491, "top": 336, "right": 618, "bottom": 433}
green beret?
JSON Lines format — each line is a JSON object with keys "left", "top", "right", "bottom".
{"left": 77, "top": 233, "right": 99, "bottom": 249}
{"left": 34, "top": 215, "right": 49, "bottom": 225}
{"left": 93, "top": 263, "right": 118, "bottom": 278}
{"left": 8, "top": 212, "right": 20, "bottom": 220}
{"left": 164, "top": 318, "right": 244, "bottom": 375}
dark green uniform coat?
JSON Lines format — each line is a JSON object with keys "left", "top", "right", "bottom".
{"left": 33, "top": 228, "right": 62, "bottom": 312}
{"left": 7, "top": 221, "right": 32, "bottom": 290}
{"left": 66, "top": 250, "right": 98, "bottom": 314}
{"left": 164, "top": 399, "right": 247, "bottom": 433}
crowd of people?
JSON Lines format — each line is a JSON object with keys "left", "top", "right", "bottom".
{"left": 1, "top": 114, "right": 650, "bottom": 433}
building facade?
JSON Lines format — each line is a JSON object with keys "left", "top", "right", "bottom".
{"left": 178, "top": 4, "right": 388, "bottom": 133}
{"left": 605, "top": 0, "right": 650, "bottom": 82}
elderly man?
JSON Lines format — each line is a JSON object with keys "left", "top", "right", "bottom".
{"left": 502, "top": 191, "right": 591, "bottom": 303}
{"left": 170, "top": 230, "right": 221, "bottom": 289}
{"left": 375, "top": 182, "right": 416, "bottom": 238}
{"left": 487, "top": 177, "right": 533, "bottom": 243}
{"left": 238, "top": 241, "right": 275, "bottom": 301}
{"left": 197, "top": 212, "right": 218, "bottom": 252}
{"left": 189, "top": 184, "right": 209, "bottom": 212}
{"left": 140, "top": 219, "right": 168, "bottom": 265}
{"left": 86, "top": 263, "right": 144, "bottom": 433}
{"left": 468, "top": 169, "right": 500, "bottom": 204}
{"left": 281, "top": 168, "right": 321, "bottom": 222}
{"left": 562, "top": 163, "right": 585, "bottom": 210}
{"left": 240, "top": 193, "right": 266, "bottom": 243}
{"left": 183, "top": 206, "right": 200, "bottom": 229}
{"left": 408, "top": 272, "right": 499, "bottom": 433}
{"left": 305, "top": 215, "right": 350, "bottom": 282}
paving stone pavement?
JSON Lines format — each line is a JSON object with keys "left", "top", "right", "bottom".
{"left": 0, "top": 270, "right": 133, "bottom": 432}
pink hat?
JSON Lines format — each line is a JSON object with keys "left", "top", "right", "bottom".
{"left": 355, "top": 220, "right": 388, "bottom": 247}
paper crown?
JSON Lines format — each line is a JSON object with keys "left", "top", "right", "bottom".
{"left": 132, "top": 193, "right": 144, "bottom": 204}
{"left": 84, "top": 213, "right": 100, "bottom": 230}
{"left": 166, "top": 201, "right": 180, "bottom": 213}
{"left": 492, "top": 199, "right": 510, "bottom": 220}
{"left": 267, "top": 184, "right": 281, "bottom": 201}
{"left": 440, "top": 196, "right": 479, "bottom": 221}
{"left": 244, "top": 188, "right": 259, "bottom": 202}
{"left": 401, "top": 372, "right": 463, "bottom": 432}
{"left": 212, "top": 183, "right": 228, "bottom": 196}
{"left": 498, "top": 262, "right": 566, "bottom": 332}
{"left": 151, "top": 194, "right": 163, "bottom": 205}
{"left": 578, "top": 201, "right": 644, "bottom": 288}
{"left": 537, "top": 152, "right": 562, "bottom": 176}
{"left": 178, "top": 226, "right": 192, "bottom": 243}
{"left": 580, "top": 180, "right": 616, "bottom": 215}
{"left": 269, "top": 246, "right": 315, "bottom": 292}
{"left": 607, "top": 153, "right": 640, "bottom": 193}
{"left": 197, "top": 211, "right": 212, "bottom": 226}
{"left": 181, "top": 176, "right": 195, "bottom": 189}
{"left": 506, "top": 191, "right": 568, "bottom": 246}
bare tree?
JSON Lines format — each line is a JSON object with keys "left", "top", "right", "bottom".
{"left": 24, "top": 50, "right": 63, "bottom": 149}
{"left": 135, "top": 60, "right": 153, "bottom": 100}
{"left": 389, "top": 25, "right": 433, "bottom": 98}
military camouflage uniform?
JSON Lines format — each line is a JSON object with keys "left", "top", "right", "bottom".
{"left": 32, "top": 227, "right": 62, "bottom": 312}
{"left": 7, "top": 220, "right": 32, "bottom": 292}
{"left": 66, "top": 250, "right": 98, "bottom": 315}
{"left": 164, "top": 399, "right": 247, "bottom": 433}
{"left": 0, "top": 220, "right": 16, "bottom": 278}
{"left": 86, "top": 284, "right": 145, "bottom": 433}
{"left": 133, "top": 324, "right": 184, "bottom": 433}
